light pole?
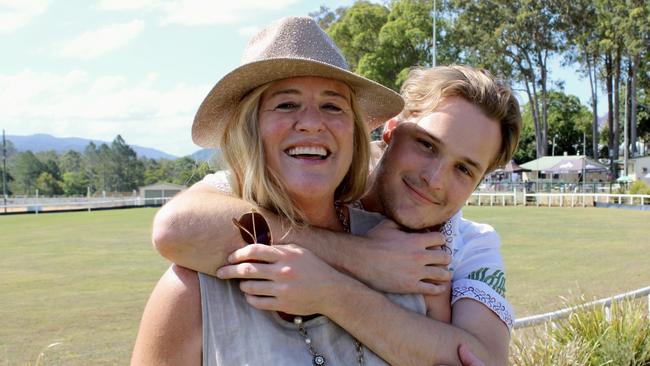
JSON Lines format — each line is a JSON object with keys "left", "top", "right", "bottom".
{"left": 2, "top": 129, "right": 7, "bottom": 213}
{"left": 432, "top": 0, "right": 436, "bottom": 67}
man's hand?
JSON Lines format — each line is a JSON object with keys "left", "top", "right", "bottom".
{"left": 349, "top": 219, "right": 452, "bottom": 295}
{"left": 458, "top": 344, "right": 486, "bottom": 366}
{"left": 216, "top": 244, "right": 350, "bottom": 316}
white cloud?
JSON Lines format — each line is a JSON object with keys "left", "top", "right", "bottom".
{"left": 58, "top": 20, "right": 145, "bottom": 60}
{"left": 237, "top": 25, "right": 260, "bottom": 37}
{"left": 0, "top": 69, "right": 211, "bottom": 156}
{"left": 96, "top": 0, "right": 301, "bottom": 27}
{"left": 159, "top": 0, "right": 300, "bottom": 26}
{"left": 0, "top": 0, "right": 49, "bottom": 33}
{"left": 97, "top": 0, "right": 161, "bottom": 11}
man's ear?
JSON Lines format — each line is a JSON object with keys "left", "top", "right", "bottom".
{"left": 382, "top": 118, "right": 400, "bottom": 144}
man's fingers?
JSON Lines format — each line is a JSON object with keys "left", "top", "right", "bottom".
{"left": 216, "top": 262, "right": 272, "bottom": 280}
{"left": 458, "top": 344, "right": 485, "bottom": 366}
{"left": 423, "top": 248, "right": 452, "bottom": 266}
{"left": 424, "top": 265, "right": 452, "bottom": 282}
{"left": 239, "top": 279, "right": 276, "bottom": 297}
{"left": 244, "top": 293, "right": 278, "bottom": 311}
{"left": 227, "top": 244, "right": 279, "bottom": 264}
{"left": 417, "top": 281, "right": 449, "bottom": 296}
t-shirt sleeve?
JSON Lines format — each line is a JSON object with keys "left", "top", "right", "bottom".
{"left": 451, "top": 222, "right": 515, "bottom": 330}
{"left": 199, "top": 170, "right": 232, "bottom": 194}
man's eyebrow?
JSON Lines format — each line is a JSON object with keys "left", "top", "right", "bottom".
{"left": 422, "top": 132, "right": 484, "bottom": 172}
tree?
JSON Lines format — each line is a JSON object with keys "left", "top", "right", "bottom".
{"left": 449, "top": 0, "right": 565, "bottom": 159}
{"left": 325, "top": 0, "right": 457, "bottom": 91}
{"left": 517, "top": 91, "right": 593, "bottom": 161}
{"left": 545, "top": 92, "right": 593, "bottom": 156}
{"left": 62, "top": 171, "right": 89, "bottom": 196}
{"left": 309, "top": 5, "right": 347, "bottom": 29}
{"left": 35, "top": 171, "right": 63, "bottom": 196}
{"left": 559, "top": 0, "right": 602, "bottom": 160}
{"left": 59, "top": 150, "right": 83, "bottom": 173}
{"left": 12, "top": 151, "right": 45, "bottom": 195}
{"left": 110, "top": 135, "right": 144, "bottom": 192}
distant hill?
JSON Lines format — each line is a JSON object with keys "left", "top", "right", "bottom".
{"left": 7, "top": 133, "right": 177, "bottom": 160}
{"left": 189, "top": 148, "right": 217, "bottom": 162}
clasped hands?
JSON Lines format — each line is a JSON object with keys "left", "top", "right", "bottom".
{"left": 216, "top": 218, "right": 452, "bottom": 316}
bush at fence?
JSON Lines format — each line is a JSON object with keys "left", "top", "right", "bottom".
{"left": 510, "top": 299, "right": 650, "bottom": 366}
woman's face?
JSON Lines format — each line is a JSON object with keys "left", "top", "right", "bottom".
{"left": 258, "top": 76, "right": 355, "bottom": 205}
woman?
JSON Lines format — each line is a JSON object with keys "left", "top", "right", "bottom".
{"left": 131, "top": 16, "right": 406, "bottom": 365}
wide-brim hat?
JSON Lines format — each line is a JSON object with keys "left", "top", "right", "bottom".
{"left": 192, "top": 16, "right": 404, "bottom": 148}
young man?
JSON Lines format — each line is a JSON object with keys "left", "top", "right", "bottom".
{"left": 147, "top": 65, "right": 521, "bottom": 365}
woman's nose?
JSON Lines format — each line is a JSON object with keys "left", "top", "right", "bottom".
{"left": 294, "top": 106, "right": 325, "bottom": 133}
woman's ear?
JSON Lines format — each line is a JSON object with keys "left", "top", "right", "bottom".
{"left": 382, "top": 118, "right": 400, "bottom": 144}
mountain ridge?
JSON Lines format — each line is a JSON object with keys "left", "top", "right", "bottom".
{"left": 7, "top": 133, "right": 180, "bottom": 160}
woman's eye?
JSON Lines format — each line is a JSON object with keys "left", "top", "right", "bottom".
{"left": 275, "top": 102, "right": 299, "bottom": 111}
{"left": 322, "top": 103, "right": 343, "bottom": 113}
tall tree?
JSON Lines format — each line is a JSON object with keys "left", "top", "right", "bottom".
{"left": 110, "top": 135, "right": 144, "bottom": 192}
{"left": 12, "top": 151, "right": 46, "bottom": 195}
{"left": 559, "top": 0, "right": 602, "bottom": 160}
{"left": 449, "top": 0, "right": 564, "bottom": 159}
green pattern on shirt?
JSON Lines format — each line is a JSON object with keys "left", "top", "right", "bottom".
{"left": 466, "top": 268, "right": 506, "bottom": 296}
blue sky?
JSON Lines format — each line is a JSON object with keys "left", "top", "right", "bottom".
{"left": 0, "top": 0, "right": 606, "bottom": 157}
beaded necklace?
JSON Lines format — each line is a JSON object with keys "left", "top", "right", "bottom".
{"left": 292, "top": 202, "right": 365, "bottom": 366}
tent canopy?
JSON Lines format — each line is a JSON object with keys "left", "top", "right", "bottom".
{"left": 545, "top": 158, "right": 608, "bottom": 173}
{"left": 493, "top": 160, "right": 530, "bottom": 173}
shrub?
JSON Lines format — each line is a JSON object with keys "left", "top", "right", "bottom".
{"left": 510, "top": 299, "right": 650, "bottom": 365}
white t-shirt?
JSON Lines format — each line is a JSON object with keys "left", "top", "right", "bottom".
{"left": 200, "top": 171, "right": 514, "bottom": 329}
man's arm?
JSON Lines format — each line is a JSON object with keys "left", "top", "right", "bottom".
{"left": 131, "top": 265, "right": 202, "bottom": 365}
{"left": 153, "top": 182, "right": 451, "bottom": 294}
{"left": 219, "top": 244, "right": 507, "bottom": 366}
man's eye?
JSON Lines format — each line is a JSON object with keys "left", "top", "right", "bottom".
{"left": 418, "top": 139, "right": 434, "bottom": 151}
{"left": 457, "top": 164, "right": 472, "bottom": 177}
{"left": 276, "top": 102, "right": 299, "bottom": 110}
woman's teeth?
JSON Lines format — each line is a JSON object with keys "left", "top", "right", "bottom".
{"left": 286, "top": 146, "right": 328, "bottom": 159}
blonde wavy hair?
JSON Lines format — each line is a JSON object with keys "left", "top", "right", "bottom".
{"left": 220, "top": 80, "right": 370, "bottom": 226}
{"left": 399, "top": 65, "right": 522, "bottom": 173}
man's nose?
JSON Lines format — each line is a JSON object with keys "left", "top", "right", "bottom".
{"left": 294, "top": 106, "right": 325, "bottom": 133}
{"left": 421, "top": 160, "right": 446, "bottom": 191}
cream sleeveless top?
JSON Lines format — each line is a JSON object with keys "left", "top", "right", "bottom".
{"left": 199, "top": 207, "right": 427, "bottom": 365}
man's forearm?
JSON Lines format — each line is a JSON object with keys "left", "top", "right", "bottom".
{"left": 153, "top": 183, "right": 364, "bottom": 275}
{"left": 322, "top": 277, "right": 507, "bottom": 366}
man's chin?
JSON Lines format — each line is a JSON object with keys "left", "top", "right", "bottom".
{"left": 393, "top": 214, "right": 443, "bottom": 232}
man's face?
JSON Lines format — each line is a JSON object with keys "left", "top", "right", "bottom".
{"left": 368, "top": 96, "right": 502, "bottom": 229}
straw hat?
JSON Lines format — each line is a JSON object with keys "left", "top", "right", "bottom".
{"left": 192, "top": 16, "right": 404, "bottom": 148}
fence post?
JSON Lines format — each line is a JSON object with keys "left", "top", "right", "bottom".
{"left": 478, "top": 195, "right": 481, "bottom": 206}
{"left": 523, "top": 187, "right": 526, "bottom": 207}
{"left": 490, "top": 194, "right": 494, "bottom": 206}
{"left": 548, "top": 194, "right": 552, "bottom": 207}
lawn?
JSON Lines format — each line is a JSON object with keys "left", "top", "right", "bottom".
{"left": 1, "top": 206, "right": 649, "bottom": 365}
{"left": 462, "top": 206, "right": 650, "bottom": 317}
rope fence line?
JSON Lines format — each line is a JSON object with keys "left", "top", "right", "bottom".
{"left": 514, "top": 285, "right": 650, "bottom": 329}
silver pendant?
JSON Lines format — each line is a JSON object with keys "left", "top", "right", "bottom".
{"left": 313, "top": 354, "right": 326, "bottom": 365}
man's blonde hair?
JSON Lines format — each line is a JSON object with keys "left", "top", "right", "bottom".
{"left": 399, "top": 65, "right": 522, "bottom": 173}
{"left": 220, "top": 80, "right": 370, "bottom": 226}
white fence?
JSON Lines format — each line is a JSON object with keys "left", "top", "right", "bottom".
{"left": 0, "top": 196, "right": 173, "bottom": 214}
{"left": 514, "top": 285, "right": 650, "bottom": 329}
{"left": 469, "top": 190, "right": 650, "bottom": 208}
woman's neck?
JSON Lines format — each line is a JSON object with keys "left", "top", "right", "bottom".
{"left": 294, "top": 195, "right": 344, "bottom": 232}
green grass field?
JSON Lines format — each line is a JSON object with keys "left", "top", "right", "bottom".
{"left": 1, "top": 206, "right": 649, "bottom": 365}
